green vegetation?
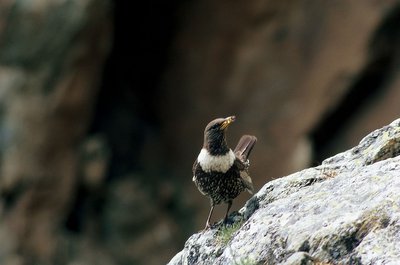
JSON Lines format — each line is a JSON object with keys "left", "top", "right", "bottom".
{"left": 215, "top": 221, "right": 244, "bottom": 246}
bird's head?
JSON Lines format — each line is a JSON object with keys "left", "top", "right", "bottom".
{"left": 203, "top": 116, "right": 235, "bottom": 155}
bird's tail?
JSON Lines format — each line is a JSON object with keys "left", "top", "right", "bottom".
{"left": 234, "top": 135, "right": 257, "bottom": 162}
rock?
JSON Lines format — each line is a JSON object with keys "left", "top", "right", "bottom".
{"left": 167, "top": 118, "right": 400, "bottom": 265}
{"left": 283, "top": 252, "right": 313, "bottom": 265}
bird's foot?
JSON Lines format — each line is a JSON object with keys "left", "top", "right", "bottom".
{"left": 203, "top": 221, "right": 211, "bottom": 231}
{"left": 244, "top": 159, "right": 250, "bottom": 168}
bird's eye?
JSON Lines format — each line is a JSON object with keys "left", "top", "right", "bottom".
{"left": 212, "top": 124, "right": 220, "bottom": 130}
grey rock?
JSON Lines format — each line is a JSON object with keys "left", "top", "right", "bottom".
{"left": 168, "top": 118, "right": 400, "bottom": 265}
{"left": 282, "top": 252, "right": 313, "bottom": 265}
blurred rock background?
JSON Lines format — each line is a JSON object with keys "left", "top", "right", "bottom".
{"left": 0, "top": 0, "right": 399, "bottom": 264}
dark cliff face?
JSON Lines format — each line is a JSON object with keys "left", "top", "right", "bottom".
{"left": 1, "top": 1, "right": 400, "bottom": 265}
{"left": 168, "top": 119, "right": 400, "bottom": 265}
{"left": 0, "top": 0, "right": 112, "bottom": 264}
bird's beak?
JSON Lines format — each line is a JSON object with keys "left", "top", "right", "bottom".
{"left": 220, "top": 116, "right": 236, "bottom": 130}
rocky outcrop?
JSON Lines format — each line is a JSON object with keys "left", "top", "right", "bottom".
{"left": 1, "top": 1, "right": 399, "bottom": 264}
{"left": 168, "top": 118, "right": 400, "bottom": 265}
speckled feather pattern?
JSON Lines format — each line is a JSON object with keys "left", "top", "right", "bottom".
{"left": 193, "top": 160, "right": 246, "bottom": 205}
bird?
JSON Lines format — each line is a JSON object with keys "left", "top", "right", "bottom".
{"left": 192, "top": 116, "right": 256, "bottom": 229}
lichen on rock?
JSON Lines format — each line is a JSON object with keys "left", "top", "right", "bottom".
{"left": 168, "top": 118, "right": 400, "bottom": 265}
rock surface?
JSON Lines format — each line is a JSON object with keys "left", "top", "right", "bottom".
{"left": 168, "top": 118, "right": 400, "bottom": 265}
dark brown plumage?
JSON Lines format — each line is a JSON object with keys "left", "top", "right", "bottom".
{"left": 192, "top": 116, "right": 256, "bottom": 229}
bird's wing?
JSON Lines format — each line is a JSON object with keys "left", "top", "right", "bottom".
{"left": 234, "top": 135, "right": 257, "bottom": 162}
{"left": 236, "top": 164, "right": 254, "bottom": 194}
{"left": 234, "top": 135, "right": 256, "bottom": 194}
{"left": 233, "top": 157, "right": 246, "bottom": 170}
{"left": 233, "top": 158, "right": 254, "bottom": 194}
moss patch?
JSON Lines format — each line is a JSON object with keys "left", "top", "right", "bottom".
{"left": 215, "top": 220, "right": 244, "bottom": 246}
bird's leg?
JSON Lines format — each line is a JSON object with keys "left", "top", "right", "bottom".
{"left": 223, "top": 200, "right": 233, "bottom": 224}
{"left": 204, "top": 205, "right": 215, "bottom": 230}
